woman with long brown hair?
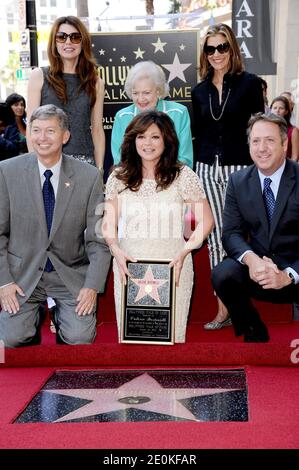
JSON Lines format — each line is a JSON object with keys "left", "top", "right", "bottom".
{"left": 103, "top": 110, "right": 214, "bottom": 343}
{"left": 111, "top": 61, "right": 193, "bottom": 169}
{"left": 192, "top": 23, "right": 264, "bottom": 330}
{"left": 27, "top": 16, "right": 105, "bottom": 168}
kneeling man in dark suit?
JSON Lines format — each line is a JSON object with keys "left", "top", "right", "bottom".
{"left": 212, "top": 112, "right": 299, "bottom": 342}
{"left": 0, "top": 104, "right": 111, "bottom": 347}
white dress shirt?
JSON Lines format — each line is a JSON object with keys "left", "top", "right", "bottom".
{"left": 38, "top": 157, "right": 62, "bottom": 197}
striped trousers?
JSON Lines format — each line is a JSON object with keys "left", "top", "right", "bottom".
{"left": 196, "top": 157, "right": 247, "bottom": 269}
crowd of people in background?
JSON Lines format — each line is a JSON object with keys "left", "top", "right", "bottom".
{"left": 0, "top": 17, "right": 298, "bottom": 348}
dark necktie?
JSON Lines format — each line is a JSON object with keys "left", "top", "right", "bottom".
{"left": 263, "top": 177, "right": 275, "bottom": 223}
{"left": 42, "top": 170, "right": 55, "bottom": 272}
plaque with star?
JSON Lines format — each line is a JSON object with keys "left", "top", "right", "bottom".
{"left": 121, "top": 259, "right": 175, "bottom": 344}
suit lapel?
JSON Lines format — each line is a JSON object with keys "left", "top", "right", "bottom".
{"left": 49, "top": 154, "right": 74, "bottom": 241}
{"left": 24, "top": 155, "right": 48, "bottom": 237}
{"left": 269, "top": 160, "right": 296, "bottom": 241}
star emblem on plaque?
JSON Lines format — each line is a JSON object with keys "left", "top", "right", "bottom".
{"left": 121, "top": 260, "right": 175, "bottom": 344}
{"left": 131, "top": 265, "right": 168, "bottom": 304}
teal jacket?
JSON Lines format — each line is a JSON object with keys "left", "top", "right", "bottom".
{"left": 111, "top": 99, "right": 193, "bottom": 168}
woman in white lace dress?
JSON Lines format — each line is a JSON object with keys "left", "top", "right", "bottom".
{"left": 103, "top": 111, "right": 214, "bottom": 343}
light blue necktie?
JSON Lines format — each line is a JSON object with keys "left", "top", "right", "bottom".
{"left": 263, "top": 177, "right": 275, "bottom": 223}
{"left": 42, "top": 170, "right": 55, "bottom": 272}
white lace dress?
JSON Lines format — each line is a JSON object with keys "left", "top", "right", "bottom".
{"left": 105, "top": 165, "right": 206, "bottom": 343}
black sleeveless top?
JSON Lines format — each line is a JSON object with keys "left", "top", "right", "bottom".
{"left": 41, "top": 67, "right": 95, "bottom": 164}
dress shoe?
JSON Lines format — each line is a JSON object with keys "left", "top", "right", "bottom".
{"left": 204, "top": 317, "right": 232, "bottom": 330}
{"left": 244, "top": 326, "right": 269, "bottom": 343}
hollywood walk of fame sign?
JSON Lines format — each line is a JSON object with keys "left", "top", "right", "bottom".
{"left": 90, "top": 30, "right": 199, "bottom": 177}
{"left": 121, "top": 260, "right": 175, "bottom": 344}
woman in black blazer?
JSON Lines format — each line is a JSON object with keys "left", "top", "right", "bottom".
{"left": 192, "top": 23, "right": 264, "bottom": 330}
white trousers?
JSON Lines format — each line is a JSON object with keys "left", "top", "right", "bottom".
{"left": 196, "top": 157, "right": 247, "bottom": 269}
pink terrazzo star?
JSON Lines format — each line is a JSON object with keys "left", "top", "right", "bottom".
{"left": 48, "top": 373, "right": 238, "bottom": 423}
{"left": 131, "top": 265, "right": 168, "bottom": 304}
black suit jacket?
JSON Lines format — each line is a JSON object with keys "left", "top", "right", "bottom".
{"left": 191, "top": 71, "right": 264, "bottom": 166}
{"left": 222, "top": 159, "right": 299, "bottom": 274}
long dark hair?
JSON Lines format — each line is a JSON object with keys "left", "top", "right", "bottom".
{"left": 115, "top": 110, "right": 182, "bottom": 191}
{"left": 5, "top": 93, "right": 27, "bottom": 124}
{"left": 47, "top": 16, "right": 98, "bottom": 106}
{"left": 6, "top": 93, "right": 26, "bottom": 109}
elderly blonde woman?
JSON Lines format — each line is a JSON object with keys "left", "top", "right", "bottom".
{"left": 111, "top": 60, "right": 193, "bottom": 168}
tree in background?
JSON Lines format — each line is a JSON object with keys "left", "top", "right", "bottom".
{"left": 145, "top": 0, "right": 154, "bottom": 28}
{"left": 145, "top": 0, "right": 154, "bottom": 15}
{"left": 0, "top": 51, "right": 19, "bottom": 93}
{"left": 77, "top": 0, "right": 89, "bottom": 29}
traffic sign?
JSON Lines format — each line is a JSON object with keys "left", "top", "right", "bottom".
{"left": 16, "top": 68, "right": 29, "bottom": 80}
{"left": 16, "top": 69, "right": 22, "bottom": 80}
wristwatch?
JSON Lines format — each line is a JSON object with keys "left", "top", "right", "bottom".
{"left": 288, "top": 271, "right": 295, "bottom": 284}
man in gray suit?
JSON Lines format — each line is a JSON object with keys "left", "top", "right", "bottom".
{"left": 0, "top": 104, "right": 111, "bottom": 347}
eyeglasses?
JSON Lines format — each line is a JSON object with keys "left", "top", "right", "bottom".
{"left": 204, "top": 42, "right": 230, "bottom": 56}
{"left": 55, "top": 32, "right": 82, "bottom": 44}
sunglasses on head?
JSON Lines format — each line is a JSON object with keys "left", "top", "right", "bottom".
{"left": 55, "top": 32, "right": 82, "bottom": 44}
{"left": 204, "top": 42, "right": 230, "bottom": 56}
